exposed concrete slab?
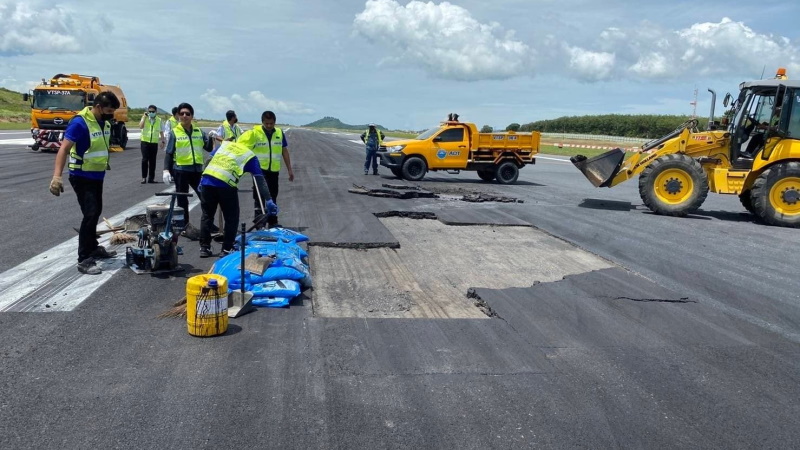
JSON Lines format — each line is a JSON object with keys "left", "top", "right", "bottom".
{"left": 311, "top": 217, "right": 614, "bottom": 318}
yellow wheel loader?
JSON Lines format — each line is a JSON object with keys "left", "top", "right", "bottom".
{"left": 571, "top": 72, "right": 800, "bottom": 228}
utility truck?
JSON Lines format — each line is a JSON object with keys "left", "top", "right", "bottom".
{"left": 571, "top": 68, "right": 800, "bottom": 228}
{"left": 22, "top": 74, "right": 129, "bottom": 152}
{"left": 378, "top": 114, "right": 540, "bottom": 184}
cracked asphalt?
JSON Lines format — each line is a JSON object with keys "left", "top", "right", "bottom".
{"left": 0, "top": 129, "right": 798, "bottom": 449}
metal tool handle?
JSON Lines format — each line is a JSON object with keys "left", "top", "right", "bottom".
{"left": 240, "top": 222, "right": 246, "bottom": 295}
{"left": 156, "top": 192, "right": 193, "bottom": 197}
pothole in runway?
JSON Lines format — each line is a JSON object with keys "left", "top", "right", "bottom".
{"left": 310, "top": 217, "right": 615, "bottom": 319}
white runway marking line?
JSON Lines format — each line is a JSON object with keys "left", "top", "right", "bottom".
{"left": 0, "top": 188, "right": 200, "bottom": 313}
{"left": 537, "top": 155, "right": 572, "bottom": 163}
{"left": 0, "top": 132, "right": 142, "bottom": 146}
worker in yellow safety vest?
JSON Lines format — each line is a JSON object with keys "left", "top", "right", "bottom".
{"left": 198, "top": 141, "right": 277, "bottom": 257}
{"left": 236, "top": 110, "right": 294, "bottom": 228}
{"left": 49, "top": 91, "right": 122, "bottom": 275}
{"left": 138, "top": 104, "right": 164, "bottom": 184}
{"left": 214, "top": 110, "right": 243, "bottom": 150}
{"left": 360, "top": 123, "right": 385, "bottom": 175}
{"left": 163, "top": 102, "right": 211, "bottom": 238}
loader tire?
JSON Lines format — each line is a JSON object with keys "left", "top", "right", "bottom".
{"left": 751, "top": 162, "right": 800, "bottom": 228}
{"left": 391, "top": 167, "right": 403, "bottom": 179}
{"left": 495, "top": 161, "right": 519, "bottom": 185}
{"left": 739, "top": 191, "right": 755, "bottom": 215}
{"left": 477, "top": 169, "right": 495, "bottom": 182}
{"left": 402, "top": 156, "right": 427, "bottom": 181}
{"left": 638, "top": 153, "right": 708, "bottom": 216}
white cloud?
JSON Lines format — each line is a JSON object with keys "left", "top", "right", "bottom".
{"left": 354, "top": 2, "right": 800, "bottom": 83}
{"left": 200, "top": 89, "right": 314, "bottom": 116}
{"left": 576, "top": 17, "right": 800, "bottom": 80}
{"left": 0, "top": 1, "right": 109, "bottom": 55}
{"left": 353, "top": 0, "right": 532, "bottom": 81}
{"left": 0, "top": 77, "right": 37, "bottom": 93}
{"left": 566, "top": 47, "right": 615, "bottom": 81}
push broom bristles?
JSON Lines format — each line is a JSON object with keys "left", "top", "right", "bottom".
{"left": 157, "top": 296, "right": 187, "bottom": 319}
{"left": 109, "top": 232, "right": 137, "bottom": 245}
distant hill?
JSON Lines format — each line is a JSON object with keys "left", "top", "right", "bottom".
{"left": 0, "top": 87, "right": 31, "bottom": 121}
{"left": 303, "top": 116, "right": 385, "bottom": 131}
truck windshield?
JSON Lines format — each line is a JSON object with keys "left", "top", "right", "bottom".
{"left": 32, "top": 90, "right": 85, "bottom": 111}
{"left": 416, "top": 128, "right": 438, "bottom": 140}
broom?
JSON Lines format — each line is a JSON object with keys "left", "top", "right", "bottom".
{"left": 157, "top": 266, "right": 215, "bottom": 319}
{"left": 103, "top": 217, "right": 137, "bottom": 245}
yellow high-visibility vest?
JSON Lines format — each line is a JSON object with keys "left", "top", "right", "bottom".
{"left": 68, "top": 107, "right": 110, "bottom": 172}
{"left": 237, "top": 126, "right": 283, "bottom": 172}
{"left": 203, "top": 141, "right": 256, "bottom": 187}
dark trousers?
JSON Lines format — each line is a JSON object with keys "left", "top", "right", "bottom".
{"left": 140, "top": 142, "right": 159, "bottom": 180}
{"left": 69, "top": 176, "right": 103, "bottom": 262}
{"left": 364, "top": 148, "right": 378, "bottom": 173}
{"left": 252, "top": 171, "right": 280, "bottom": 227}
{"left": 174, "top": 170, "right": 202, "bottom": 224}
{"left": 200, "top": 185, "right": 240, "bottom": 251}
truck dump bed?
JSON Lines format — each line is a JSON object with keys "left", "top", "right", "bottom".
{"left": 473, "top": 131, "right": 540, "bottom": 163}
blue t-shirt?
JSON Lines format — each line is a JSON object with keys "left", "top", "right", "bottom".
{"left": 64, "top": 116, "right": 106, "bottom": 180}
{"left": 200, "top": 151, "right": 264, "bottom": 188}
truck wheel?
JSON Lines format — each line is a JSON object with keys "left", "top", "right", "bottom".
{"left": 391, "top": 168, "right": 403, "bottom": 179}
{"left": 638, "top": 154, "right": 708, "bottom": 216}
{"left": 495, "top": 161, "right": 519, "bottom": 184}
{"left": 120, "top": 124, "right": 128, "bottom": 150}
{"left": 739, "top": 191, "right": 755, "bottom": 214}
{"left": 402, "top": 156, "right": 426, "bottom": 181}
{"left": 31, "top": 143, "right": 40, "bottom": 152}
{"left": 751, "top": 162, "right": 800, "bottom": 227}
{"left": 477, "top": 169, "right": 495, "bottom": 182}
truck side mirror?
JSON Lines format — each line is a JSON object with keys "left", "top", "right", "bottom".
{"left": 433, "top": 136, "right": 442, "bottom": 142}
{"left": 22, "top": 93, "right": 29, "bottom": 102}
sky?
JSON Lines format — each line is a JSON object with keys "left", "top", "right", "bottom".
{"left": 1, "top": 0, "right": 799, "bottom": 131}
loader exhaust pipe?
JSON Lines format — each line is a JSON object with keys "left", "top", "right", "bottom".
{"left": 707, "top": 88, "right": 716, "bottom": 130}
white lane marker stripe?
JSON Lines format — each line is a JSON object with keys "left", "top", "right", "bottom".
{"left": 0, "top": 188, "right": 200, "bottom": 312}
{"left": 536, "top": 155, "right": 572, "bottom": 163}
{"left": 0, "top": 132, "right": 143, "bottom": 146}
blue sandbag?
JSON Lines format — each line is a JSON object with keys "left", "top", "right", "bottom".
{"left": 252, "top": 296, "right": 290, "bottom": 308}
{"left": 251, "top": 279, "right": 300, "bottom": 298}
{"left": 236, "top": 228, "right": 309, "bottom": 245}
{"left": 213, "top": 248, "right": 307, "bottom": 290}
{"left": 234, "top": 238, "right": 308, "bottom": 259}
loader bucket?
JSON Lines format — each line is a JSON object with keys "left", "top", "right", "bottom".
{"left": 570, "top": 148, "right": 626, "bottom": 188}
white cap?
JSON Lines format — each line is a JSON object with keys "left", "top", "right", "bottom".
{"left": 369, "top": 123, "right": 376, "bottom": 127}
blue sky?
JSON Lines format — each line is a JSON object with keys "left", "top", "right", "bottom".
{"left": 1, "top": 0, "right": 799, "bottom": 131}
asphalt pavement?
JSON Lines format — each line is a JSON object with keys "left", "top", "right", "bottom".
{"left": 0, "top": 129, "right": 798, "bottom": 449}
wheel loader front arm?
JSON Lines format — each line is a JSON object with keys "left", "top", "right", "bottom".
{"left": 606, "top": 128, "right": 691, "bottom": 187}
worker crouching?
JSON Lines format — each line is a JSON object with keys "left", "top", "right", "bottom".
{"left": 199, "top": 141, "right": 277, "bottom": 258}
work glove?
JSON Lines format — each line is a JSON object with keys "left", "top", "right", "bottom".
{"left": 163, "top": 170, "right": 174, "bottom": 184}
{"left": 266, "top": 199, "right": 279, "bottom": 217}
{"left": 49, "top": 176, "right": 63, "bottom": 196}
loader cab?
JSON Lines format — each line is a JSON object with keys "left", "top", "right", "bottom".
{"left": 729, "top": 80, "right": 800, "bottom": 163}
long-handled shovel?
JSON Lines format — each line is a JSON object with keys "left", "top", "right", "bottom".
{"left": 227, "top": 222, "right": 255, "bottom": 318}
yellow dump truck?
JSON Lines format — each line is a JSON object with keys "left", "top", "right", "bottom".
{"left": 22, "top": 74, "right": 129, "bottom": 152}
{"left": 378, "top": 115, "right": 540, "bottom": 184}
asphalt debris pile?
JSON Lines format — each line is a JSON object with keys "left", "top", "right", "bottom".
{"left": 348, "top": 184, "right": 438, "bottom": 199}
{"left": 350, "top": 183, "right": 523, "bottom": 203}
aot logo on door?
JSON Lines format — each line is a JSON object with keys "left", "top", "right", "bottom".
{"left": 437, "top": 150, "right": 447, "bottom": 159}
